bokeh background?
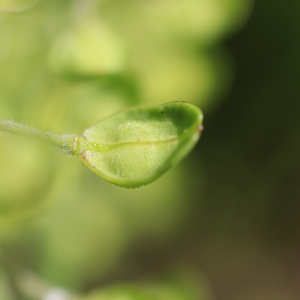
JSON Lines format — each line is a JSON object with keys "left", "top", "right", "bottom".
{"left": 0, "top": 0, "right": 300, "bottom": 299}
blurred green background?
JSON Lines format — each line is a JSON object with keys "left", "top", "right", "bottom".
{"left": 1, "top": 0, "right": 300, "bottom": 299}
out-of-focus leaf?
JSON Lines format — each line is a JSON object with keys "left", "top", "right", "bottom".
{"left": 148, "top": 269, "right": 213, "bottom": 300}
{"left": 83, "top": 285, "right": 158, "bottom": 300}
{"left": 47, "top": 18, "right": 127, "bottom": 78}
{"left": 101, "top": 0, "right": 252, "bottom": 46}
{"left": 134, "top": 49, "right": 232, "bottom": 110}
{"left": 75, "top": 102, "right": 203, "bottom": 188}
{"left": 0, "top": 0, "right": 41, "bottom": 14}
{"left": 80, "top": 269, "right": 212, "bottom": 300}
{"left": 151, "top": 0, "right": 252, "bottom": 44}
{"left": 0, "top": 0, "right": 66, "bottom": 60}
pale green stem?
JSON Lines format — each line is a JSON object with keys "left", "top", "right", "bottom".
{"left": 0, "top": 119, "right": 76, "bottom": 155}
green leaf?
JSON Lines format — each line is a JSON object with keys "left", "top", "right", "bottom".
{"left": 79, "top": 268, "right": 212, "bottom": 300}
{"left": 82, "top": 285, "right": 158, "bottom": 300}
{"left": 75, "top": 102, "right": 203, "bottom": 188}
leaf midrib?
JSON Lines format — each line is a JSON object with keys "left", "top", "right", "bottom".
{"left": 75, "top": 127, "right": 199, "bottom": 154}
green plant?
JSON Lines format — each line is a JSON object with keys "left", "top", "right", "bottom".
{"left": 0, "top": 0, "right": 252, "bottom": 299}
{"left": 0, "top": 102, "right": 203, "bottom": 188}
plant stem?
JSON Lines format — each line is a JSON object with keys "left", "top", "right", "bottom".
{"left": 0, "top": 119, "right": 76, "bottom": 155}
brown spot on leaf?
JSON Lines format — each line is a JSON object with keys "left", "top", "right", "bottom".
{"left": 198, "top": 125, "right": 204, "bottom": 132}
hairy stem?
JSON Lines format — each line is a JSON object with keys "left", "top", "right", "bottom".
{"left": 0, "top": 119, "right": 76, "bottom": 155}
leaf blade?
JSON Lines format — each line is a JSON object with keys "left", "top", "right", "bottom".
{"left": 76, "top": 102, "right": 203, "bottom": 188}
